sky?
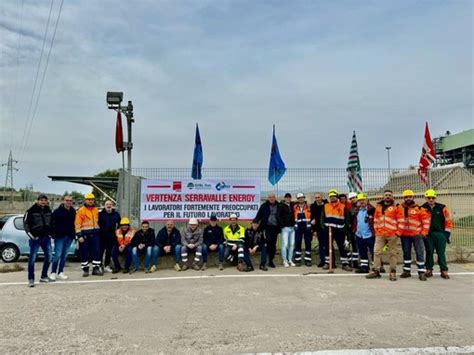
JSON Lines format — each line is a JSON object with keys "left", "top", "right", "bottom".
{"left": 0, "top": 0, "right": 472, "bottom": 194}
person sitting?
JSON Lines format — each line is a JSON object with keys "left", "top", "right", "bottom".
{"left": 111, "top": 218, "right": 135, "bottom": 274}
{"left": 130, "top": 221, "right": 155, "bottom": 273}
{"left": 202, "top": 215, "right": 225, "bottom": 271}
{"left": 152, "top": 220, "right": 182, "bottom": 271}
{"left": 223, "top": 214, "right": 246, "bottom": 271}
{"left": 243, "top": 221, "right": 268, "bottom": 272}
{"left": 181, "top": 218, "right": 203, "bottom": 271}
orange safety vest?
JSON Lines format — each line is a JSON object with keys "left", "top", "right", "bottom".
{"left": 323, "top": 202, "right": 346, "bottom": 229}
{"left": 396, "top": 203, "right": 430, "bottom": 237}
{"left": 293, "top": 203, "right": 311, "bottom": 224}
{"left": 116, "top": 227, "right": 136, "bottom": 247}
{"left": 373, "top": 202, "right": 398, "bottom": 237}
{"left": 75, "top": 206, "right": 99, "bottom": 234}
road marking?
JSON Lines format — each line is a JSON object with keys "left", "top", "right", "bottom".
{"left": 0, "top": 271, "right": 473, "bottom": 287}
{"left": 247, "top": 346, "right": 474, "bottom": 354}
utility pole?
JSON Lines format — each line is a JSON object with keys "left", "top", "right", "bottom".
{"left": 1, "top": 150, "right": 19, "bottom": 207}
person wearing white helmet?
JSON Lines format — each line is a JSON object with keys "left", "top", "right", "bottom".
{"left": 223, "top": 214, "right": 246, "bottom": 271}
{"left": 180, "top": 218, "right": 203, "bottom": 271}
{"left": 293, "top": 193, "right": 313, "bottom": 267}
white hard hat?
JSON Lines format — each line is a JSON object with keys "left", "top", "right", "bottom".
{"left": 188, "top": 218, "right": 199, "bottom": 225}
{"left": 296, "top": 193, "right": 305, "bottom": 199}
{"left": 348, "top": 192, "right": 357, "bottom": 199}
{"left": 229, "top": 213, "right": 238, "bottom": 219}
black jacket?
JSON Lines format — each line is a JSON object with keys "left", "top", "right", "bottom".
{"left": 99, "top": 209, "right": 121, "bottom": 238}
{"left": 203, "top": 225, "right": 225, "bottom": 245}
{"left": 278, "top": 201, "right": 295, "bottom": 228}
{"left": 244, "top": 228, "right": 266, "bottom": 248}
{"left": 24, "top": 203, "right": 52, "bottom": 239}
{"left": 253, "top": 201, "right": 281, "bottom": 230}
{"left": 52, "top": 204, "right": 76, "bottom": 238}
{"left": 310, "top": 200, "right": 327, "bottom": 232}
{"left": 155, "top": 227, "right": 181, "bottom": 248}
{"left": 131, "top": 228, "right": 155, "bottom": 247}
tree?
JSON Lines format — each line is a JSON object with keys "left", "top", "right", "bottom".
{"left": 91, "top": 169, "right": 120, "bottom": 202}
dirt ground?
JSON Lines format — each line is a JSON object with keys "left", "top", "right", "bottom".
{"left": 0, "top": 261, "right": 473, "bottom": 354}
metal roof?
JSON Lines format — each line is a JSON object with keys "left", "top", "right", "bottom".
{"left": 437, "top": 129, "right": 474, "bottom": 152}
{"left": 48, "top": 176, "right": 119, "bottom": 190}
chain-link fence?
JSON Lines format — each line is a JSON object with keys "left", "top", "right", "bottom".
{"left": 130, "top": 165, "right": 474, "bottom": 246}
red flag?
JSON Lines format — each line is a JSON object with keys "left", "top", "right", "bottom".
{"left": 417, "top": 122, "right": 436, "bottom": 185}
{"left": 115, "top": 111, "right": 124, "bottom": 153}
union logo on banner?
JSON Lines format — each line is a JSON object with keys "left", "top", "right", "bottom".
{"left": 172, "top": 181, "right": 182, "bottom": 192}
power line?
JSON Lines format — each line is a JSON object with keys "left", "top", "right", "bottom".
{"left": 20, "top": 0, "right": 64, "bottom": 161}
{"left": 18, "top": 0, "right": 54, "bottom": 161}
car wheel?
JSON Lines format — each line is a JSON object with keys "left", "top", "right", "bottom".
{"left": 1, "top": 244, "right": 20, "bottom": 263}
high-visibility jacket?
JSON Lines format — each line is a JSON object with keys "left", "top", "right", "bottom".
{"left": 322, "top": 201, "right": 348, "bottom": 230}
{"left": 293, "top": 203, "right": 311, "bottom": 227}
{"left": 396, "top": 203, "right": 430, "bottom": 237}
{"left": 373, "top": 201, "right": 398, "bottom": 238}
{"left": 421, "top": 202, "right": 453, "bottom": 233}
{"left": 75, "top": 206, "right": 99, "bottom": 235}
{"left": 223, "top": 224, "right": 245, "bottom": 244}
{"left": 116, "top": 227, "right": 136, "bottom": 247}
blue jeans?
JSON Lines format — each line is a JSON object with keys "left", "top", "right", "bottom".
{"left": 28, "top": 236, "right": 52, "bottom": 281}
{"left": 243, "top": 244, "right": 268, "bottom": 268}
{"left": 51, "top": 236, "right": 74, "bottom": 274}
{"left": 132, "top": 246, "right": 153, "bottom": 270}
{"left": 280, "top": 227, "right": 295, "bottom": 263}
{"left": 111, "top": 245, "right": 132, "bottom": 270}
{"left": 151, "top": 245, "right": 181, "bottom": 266}
{"left": 202, "top": 244, "right": 225, "bottom": 263}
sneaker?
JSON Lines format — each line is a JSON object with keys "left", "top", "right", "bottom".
{"left": 144, "top": 268, "right": 149, "bottom": 274}
{"left": 268, "top": 261, "right": 276, "bottom": 268}
{"left": 129, "top": 269, "right": 137, "bottom": 274}
{"left": 49, "top": 273, "right": 56, "bottom": 281}
{"left": 400, "top": 271, "right": 411, "bottom": 278}
{"left": 245, "top": 266, "right": 255, "bottom": 272}
{"left": 218, "top": 263, "right": 224, "bottom": 271}
{"left": 342, "top": 265, "right": 353, "bottom": 272}
{"left": 419, "top": 272, "right": 427, "bottom": 281}
{"left": 149, "top": 265, "right": 157, "bottom": 273}
{"left": 40, "top": 277, "right": 50, "bottom": 283}
{"left": 259, "top": 264, "right": 268, "bottom": 271}
{"left": 201, "top": 263, "right": 207, "bottom": 271}
{"left": 283, "top": 261, "right": 289, "bottom": 268}
{"left": 289, "top": 261, "right": 296, "bottom": 267}
{"left": 57, "top": 273, "right": 68, "bottom": 280}
{"left": 28, "top": 280, "right": 35, "bottom": 288}
{"left": 104, "top": 266, "right": 113, "bottom": 273}
{"left": 192, "top": 263, "right": 201, "bottom": 271}
{"left": 366, "top": 270, "right": 381, "bottom": 279}
{"left": 174, "top": 263, "right": 181, "bottom": 272}
{"left": 182, "top": 264, "right": 189, "bottom": 271}
{"left": 92, "top": 267, "right": 104, "bottom": 276}
{"left": 441, "top": 271, "right": 450, "bottom": 279}
{"left": 389, "top": 270, "right": 397, "bottom": 281}
{"left": 425, "top": 269, "right": 433, "bottom": 278}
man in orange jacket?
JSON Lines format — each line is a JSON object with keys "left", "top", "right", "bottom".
{"left": 397, "top": 190, "right": 430, "bottom": 281}
{"left": 75, "top": 193, "right": 102, "bottom": 277}
{"left": 112, "top": 218, "right": 136, "bottom": 273}
{"left": 367, "top": 190, "right": 399, "bottom": 281}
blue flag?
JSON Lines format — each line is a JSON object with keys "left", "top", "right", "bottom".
{"left": 268, "top": 125, "right": 286, "bottom": 185}
{"left": 191, "top": 123, "right": 203, "bottom": 180}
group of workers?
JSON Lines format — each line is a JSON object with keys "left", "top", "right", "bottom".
{"left": 24, "top": 187, "right": 452, "bottom": 287}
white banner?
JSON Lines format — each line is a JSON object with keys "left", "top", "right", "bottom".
{"left": 140, "top": 179, "right": 261, "bottom": 222}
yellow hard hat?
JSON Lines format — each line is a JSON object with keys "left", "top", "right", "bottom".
{"left": 120, "top": 217, "right": 130, "bottom": 225}
{"left": 357, "top": 193, "right": 367, "bottom": 201}
{"left": 328, "top": 189, "right": 338, "bottom": 197}
{"left": 84, "top": 193, "right": 95, "bottom": 199}
{"left": 402, "top": 190, "right": 414, "bottom": 197}
{"left": 425, "top": 189, "right": 437, "bottom": 198}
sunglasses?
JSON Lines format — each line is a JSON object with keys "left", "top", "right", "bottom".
{"left": 426, "top": 197, "right": 435, "bottom": 200}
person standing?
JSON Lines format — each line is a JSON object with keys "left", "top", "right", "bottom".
{"left": 111, "top": 218, "right": 135, "bottom": 273}
{"left": 24, "top": 194, "right": 53, "bottom": 287}
{"left": 75, "top": 193, "right": 103, "bottom": 277}
{"left": 293, "top": 193, "right": 313, "bottom": 267}
{"left": 278, "top": 193, "right": 295, "bottom": 267}
{"left": 367, "top": 190, "right": 399, "bottom": 281}
{"left": 50, "top": 195, "right": 76, "bottom": 280}
{"left": 254, "top": 193, "right": 281, "bottom": 268}
{"left": 130, "top": 221, "right": 155, "bottom": 273}
{"left": 352, "top": 194, "right": 375, "bottom": 273}
{"left": 223, "top": 214, "right": 246, "bottom": 271}
{"left": 310, "top": 193, "right": 328, "bottom": 267}
{"left": 421, "top": 189, "right": 453, "bottom": 279}
{"left": 202, "top": 215, "right": 225, "bottom": 271}
{"left": 321, "top": 190, "right": 352, "bottom": 271}
{"left": 181, "top": 218, "right": 203, "bottom": 271}
{"left": 98, "top": 200, "right": 121, "bottom": 273}
{"left": 347, "top": 192, "right": 359, "bottom": 269}
{"left": 397, "top": 190, "right": 431, "bottom": 281}
{"left": 152, "top": 220, "right": 182, "bottom": 271}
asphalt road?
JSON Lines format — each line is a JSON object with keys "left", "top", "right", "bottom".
{"left": 0, "top": 262, "right": 473, "bottom": 354}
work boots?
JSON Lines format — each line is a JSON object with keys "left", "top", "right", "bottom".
{"left": 389, "top": 270, "right": 397, "bottom": 281}
{"left": 425, "top": 269, "right": 433, "bottom": 278}
{"left": 237, "top": 261, "right": 246, "bottom": 272}
{"left": 82, "top": 267, "right": 89, "bottom": 277}
{"left": 218, "top": 263, "right": 224, "bottom": 271}
{"left": 342, "top": 264, "right": 353, "bottom": 272}
{"left": 418, "top": 272, "right": 427, "bottom": 281}
{"left": 200, "top": 263, "right": 207, "bottom": 271}
{"left": 441, "top": 271, "right": 450, "bottom": 279}
{"left": 192, "top": 263, "right": 201, "bottom": 271}
{"left": 181, "top": 264, "right": 189, "bottom": 271}
{"left": 92, "top": 267, "right": 103, "bottom": 276}
{"left": 400, "top": 271, "right": 411, "bottom": 278}
{"left": 366, "top": 270, "right": 381, "bottom": 279}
